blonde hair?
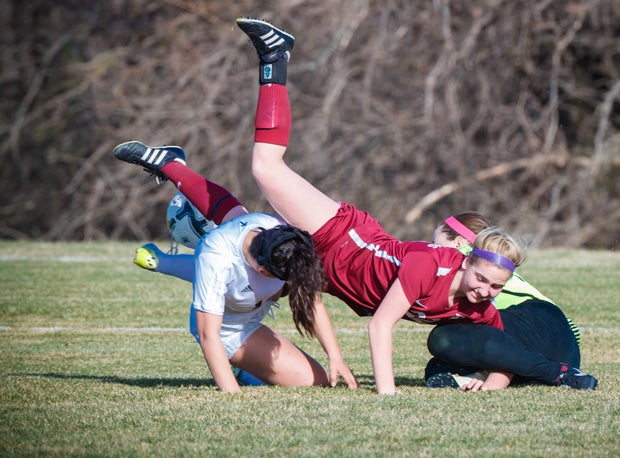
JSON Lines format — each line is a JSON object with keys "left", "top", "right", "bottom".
{"left": 472, "top": 227, "right": 526, "bottom": 269}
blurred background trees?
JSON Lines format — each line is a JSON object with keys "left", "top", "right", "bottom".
{"left": 1, "top": 0, "right": 618, "bottom": 248}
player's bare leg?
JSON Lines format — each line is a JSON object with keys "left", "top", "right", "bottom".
{"left": 237, "top": 17, "right": 339, "bottom": 234}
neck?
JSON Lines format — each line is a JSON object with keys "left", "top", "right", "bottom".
{"left": 243, "top": 231, "right": 261, "bottom": 272}
{"left": 448, "top": 267, "right": 465, "bottom": 304}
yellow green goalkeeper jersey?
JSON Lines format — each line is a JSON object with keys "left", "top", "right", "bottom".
{"left": 494, "top": 271, "right": 553, "bottom": 309}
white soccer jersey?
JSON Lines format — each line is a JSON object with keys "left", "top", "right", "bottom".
{"left": 191, "top": 212, "right": 286, "bottom": 330}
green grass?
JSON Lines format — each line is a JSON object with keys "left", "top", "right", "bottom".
{"left": 1, "top": 241, "right": 619, "bottom": 457}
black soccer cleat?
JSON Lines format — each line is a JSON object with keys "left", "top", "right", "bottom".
{"left": 555, "top": 366, "right": 598, "bottom": 390}
{"left": 426, "top": 372, "right": 461, "bottom": 389}
{"left": 236, "top": 17, "right": 294, "bottom": 63}
{"left": 113, "top": 141, "right": 186, "bottom": 183}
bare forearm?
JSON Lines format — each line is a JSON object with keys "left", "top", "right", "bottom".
{"left": 312, "top": 298, "right": 359, "bottom": 388}
{"left": 367, "top": 279, "right": 410, "bottom": 395}
{"left": 313, "top": 301, "right": 344, "bottom": 360}
{"left": 368, "top": 321, "right": 396, "bottom": 394}
{"left": 200, "top": 336, "right": 240, "bottom": 392}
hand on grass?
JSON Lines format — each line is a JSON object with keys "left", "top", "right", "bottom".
{"left": 328, "top": 358, "right": 359, "bottom": 389}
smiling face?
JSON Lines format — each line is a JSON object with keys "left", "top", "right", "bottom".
{"left": 459, "top": 256, "right": 512, "bottom": 303}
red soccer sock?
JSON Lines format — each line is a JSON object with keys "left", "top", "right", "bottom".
{"left": 254, "top": 83, "right": 291, "bottom": 147}
{"left": 161, "top": 162, "right": 242, "bottom": 225}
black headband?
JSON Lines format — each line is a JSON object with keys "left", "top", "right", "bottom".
{"left": 257, "top": 225, "right": 313, "bottom": 280}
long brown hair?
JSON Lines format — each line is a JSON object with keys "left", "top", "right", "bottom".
{"left": 250, "top": 225, "right": 325, "bottom": 337}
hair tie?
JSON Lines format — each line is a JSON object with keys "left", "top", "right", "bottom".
{"left": 471, "top": 248, "right": 515, "bottom": 273}
{"left": 444, "top": 216, "right": 477, "bottom": 243}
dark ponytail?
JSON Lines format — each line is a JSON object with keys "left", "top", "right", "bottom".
{"left": 250, "top": 225, "right": 325, "bottom": 337}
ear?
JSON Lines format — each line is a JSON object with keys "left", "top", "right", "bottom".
{"left": 257, "top": 266, "right": 269, "bottom": 276}
{"left": 454, "top": 236, "right": 469, "bottom": 248}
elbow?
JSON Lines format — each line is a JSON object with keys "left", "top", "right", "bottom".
{"left": 367, "top": 316, "right": 395, "bottom": 346}
{"left": 367, "top": 317, "right": 381, "bottom": 339}
{"left": 197, "top": 328, "right": 219, "bottom": 348}
{"left": 199, "top": 332, "right": 218, "bottom": 346}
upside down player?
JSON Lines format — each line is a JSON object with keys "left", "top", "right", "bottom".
{"left": 113, "top": 145, "right": 358, "bottom": 392}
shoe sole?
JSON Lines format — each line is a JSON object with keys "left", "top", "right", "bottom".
{"left": 113, "top": 140, "right": 150, "bottom": 164}
{"left": 575, "top": 376, "right": 598, "bottom": 390}
{"left": 426, "top": 373, "right": 460, "bottom": 389}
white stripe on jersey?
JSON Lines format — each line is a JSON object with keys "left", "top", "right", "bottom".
{"left": 348, "top": 228, "right": 402, "bottom": 266}
{"left": 437, "top": 267, "right": 451, "bottom": 276}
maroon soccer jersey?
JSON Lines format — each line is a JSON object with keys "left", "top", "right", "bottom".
{"left": 397, "top": 248, "right": 504, "bottom": 329}
{"left": 312, "top": 203, "right": 503, "bottom": 329}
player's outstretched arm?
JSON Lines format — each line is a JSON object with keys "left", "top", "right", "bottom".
{"left": 195, "top": 310, "right": 241, "bottom": 392}
{"left": 367, "top": 279, "right": 411, "bottom": 395}
{"left": 312, "top": 297, "right": 359, "bottom": 389}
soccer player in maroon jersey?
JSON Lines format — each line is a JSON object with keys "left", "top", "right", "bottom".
{"left": 235, "top": 17, "right": 525, "bottom": 394}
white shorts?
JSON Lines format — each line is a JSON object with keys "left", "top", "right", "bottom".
{"left": 189, "top": 302, "right": 275, "bottom": 359}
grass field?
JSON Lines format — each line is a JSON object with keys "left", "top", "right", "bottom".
{"left": 1, "top": 241, "right": 619, "bottom": 457}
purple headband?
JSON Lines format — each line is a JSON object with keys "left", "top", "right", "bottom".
{"left": 444, "top": 216, "right": 477, "bottom": 243}
{"left": 471, "top": 248, "right": 515, "bottom": 273}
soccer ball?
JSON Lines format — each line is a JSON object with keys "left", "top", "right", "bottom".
{"left": 166, "top": 192, "right": 217, "bottom": 249}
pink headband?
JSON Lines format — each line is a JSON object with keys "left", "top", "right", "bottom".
{"left": 444, "top": 216, "right": 476, "bottom": 243}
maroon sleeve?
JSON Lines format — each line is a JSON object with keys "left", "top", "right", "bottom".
{"left": 397, "top": 252, "right": 437, "bottom": 304}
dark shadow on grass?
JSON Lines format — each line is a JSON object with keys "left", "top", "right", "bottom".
{"left": 353, "top": 373, "right": 427, "bottom": 388}
{"left": 16, "top": 372, "right": 216, "bottom": 388}
{"left": 16, "top": 372, "right": 430, "bottom": 391}
{"left": 394, "top": 375, "right": 427, "bottom": 387}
